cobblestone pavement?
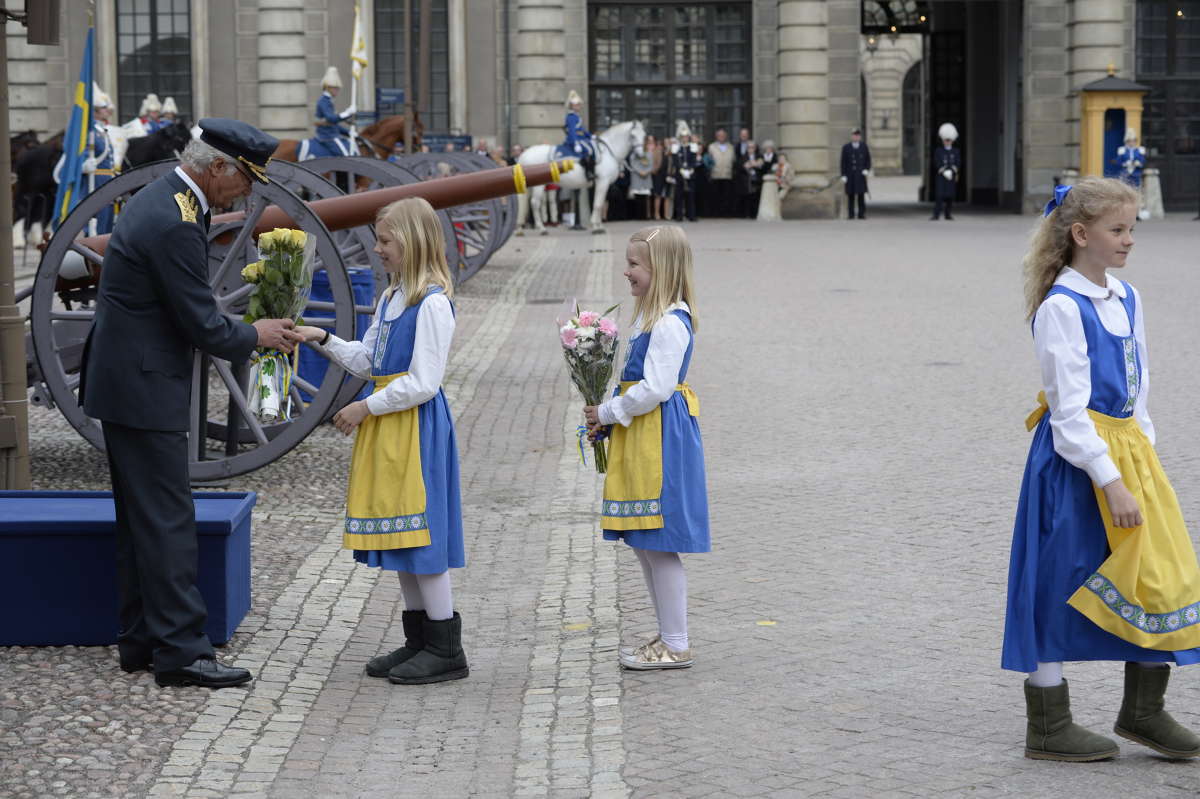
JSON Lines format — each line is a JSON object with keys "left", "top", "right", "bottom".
{"left": 5, "top": 211, "right": 1200, "bottom": 797}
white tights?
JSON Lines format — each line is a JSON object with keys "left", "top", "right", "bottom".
{"left": 1028, "top": 660, "right": 1168, "bottom": 687}
{"left": 633, "top": 548, "right": 689, "bottom": 652}
{"left": 396, "top": 570, "right": 454, "bottom": 621}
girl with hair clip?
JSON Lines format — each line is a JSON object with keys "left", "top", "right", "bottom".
{"left": 583, "top": 225, "right": 710, "bottom": 670}
{"left": 1003, "top": 176, "right": 1200, "bottom": 761}
{"left": 296, "top": 197, "right": 467, "bottom": 685}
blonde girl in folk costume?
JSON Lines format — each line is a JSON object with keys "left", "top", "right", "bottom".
{"left": 1003, "top": 177, "right": 1200, "bottom": 761}
{"left": 583, "top": 226, "right": 710, "bottom": 669}
{"left": 296, "top": 197, "right": 467, "bottom": 685}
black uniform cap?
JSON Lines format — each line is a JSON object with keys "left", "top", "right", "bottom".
{"left": 198, "top": 118, "right": 279, "bottom": 184}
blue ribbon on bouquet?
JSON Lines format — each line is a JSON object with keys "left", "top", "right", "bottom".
{"left": 576, "top": 425, "right": 590, "bottom": 465}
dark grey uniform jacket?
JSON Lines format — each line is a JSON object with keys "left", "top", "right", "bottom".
{"left": 80, "top": 170, "right": 257, "bottom": 431}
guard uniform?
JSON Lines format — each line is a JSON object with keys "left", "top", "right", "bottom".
{"left": 79, "top": 119, "right": 276, "bottom": 674}
{"left": 311, "top": 67, "right": 355, "bottom": 158}
{"left": 1117, "top": 129, "right": 1146, "bottom": 188}
{"left": 561, "top": 90, "right": 595, "bottom": 178}
{"left": 840, "top": 129, "right": 871, "bottom": 220}
{"left": 932, "top": 122, "right": 961, "bottom": 220}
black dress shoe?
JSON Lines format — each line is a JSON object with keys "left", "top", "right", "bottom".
{"left": 155, "top": 657, "right": 252, "bottom": 689}
{"left": 120, "top": 658, "right": 152, "bottom": 674}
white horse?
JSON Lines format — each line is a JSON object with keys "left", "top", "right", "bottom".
{"left": 517, "top": 120, "right": 646, "bottom": 234}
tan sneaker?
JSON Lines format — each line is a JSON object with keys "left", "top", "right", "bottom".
{"left": 619, "top": 634, "right": 661, "bottom": 659}
{"left": 619, "top": 637, "right": 693, "bottom": 670}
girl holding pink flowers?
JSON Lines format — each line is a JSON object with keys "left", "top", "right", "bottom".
{"left": 583, "top": 225, "right": 710, "bottom": 670}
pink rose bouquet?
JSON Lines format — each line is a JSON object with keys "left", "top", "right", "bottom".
{"left": 557, "top": 301, "right": 620, "bottom": 472}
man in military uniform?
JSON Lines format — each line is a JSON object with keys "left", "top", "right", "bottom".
{"left": 931, "top": 122, "right": 961, "bottom": 221}
{"left": 79, "top": 119, "right": 304, "bottom": 689}
{"left": 52, "top": 84, "right": 119, "bottom": 234}
{"left": 840, "top": 127, "right": 871, "bottom": 220}
{"left": 313, "top": 67, "right": 356, "bottom": 157}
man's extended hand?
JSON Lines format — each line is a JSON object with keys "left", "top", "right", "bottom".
{"left": 253, "top": 319, "right": 305, "bottom": 354}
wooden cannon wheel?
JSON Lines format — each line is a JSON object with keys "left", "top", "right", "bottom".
{"left": 30, "top": 160, "right": 360, "bottom": 481}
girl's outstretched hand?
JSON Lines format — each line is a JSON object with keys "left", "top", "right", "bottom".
{"left": 294, "top": 325, "right": 328, "bottom": 343}
{"left": 1103, "top": 480, "right": 1144, "bottom": 528}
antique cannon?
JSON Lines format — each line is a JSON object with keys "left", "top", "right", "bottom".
{"left": 28, "top": 157, "right": 573, "bottom": 481}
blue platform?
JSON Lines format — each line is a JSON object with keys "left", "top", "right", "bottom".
{"left": 0, "top": 491, "right": 255, "bottom": 647}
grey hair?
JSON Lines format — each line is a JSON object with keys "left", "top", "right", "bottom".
{"left": 179, "top": 139, "right": 237, "bottom": 175}
{"left": 761, "top": 139, "right": 776, "bottom": 149}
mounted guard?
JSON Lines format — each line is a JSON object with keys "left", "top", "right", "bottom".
{"left": 307, "top": 67, "right": 357, "bottom": 159}
{"left": 161, "top": 96, "right": 179, "bottom": 125}
{"left": 140, "top": 94, "right": 167, "bottom": 133}
{"left": 52, "top": 83, "right": 119, "bottom": 234}
{"left": 559, "top": 90, "right": 595, "bottom": 179}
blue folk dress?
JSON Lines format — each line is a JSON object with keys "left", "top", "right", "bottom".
{"left": 344, "top": 288, "right": 465, "bottom": 574}
{"left": 1002, "top": 282, "right": 1200, "bottom": 671}
{"left": 601, "top": 310, "right": 710, "bottom": 553}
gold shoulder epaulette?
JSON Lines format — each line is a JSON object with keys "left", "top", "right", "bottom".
{"left": 173, "top": 191, "right": 199, "bottom": 224}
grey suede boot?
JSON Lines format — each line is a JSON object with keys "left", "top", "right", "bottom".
{"left": 388, "top": 612, "right": 469, "bottom": 685}
{"left": 365, "top": 610, "right": 426, "bottom": 678}
{"left": 1024, "top": 679, "right": 1120, "bottom": 761}
{"left": 1114, "top": 662, "right": 1200, "bottom": 758}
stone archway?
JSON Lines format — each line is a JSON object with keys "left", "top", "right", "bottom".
{"left": 859, "top": 34, "right": 923, "bottom": 175}
{"left": 902, "top": 61, "right": 922, "bottom": 175}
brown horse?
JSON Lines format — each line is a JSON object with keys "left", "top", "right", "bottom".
{"left": 271, "top": 114, "right": 423, "bottom": 163}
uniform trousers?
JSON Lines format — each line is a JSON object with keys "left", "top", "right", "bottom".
{"left": 847, "top": 192, "right": 866, "bottom": 219}
{"left": 103, "top": 421, "right": 215, "bottom": 671}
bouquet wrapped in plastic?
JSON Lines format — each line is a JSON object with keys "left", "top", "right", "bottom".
{"left": 558, "top": 302, "right": 620, "bottom": 473}
{"left": 241, "top": 228, "right": 316, "bottom": 422}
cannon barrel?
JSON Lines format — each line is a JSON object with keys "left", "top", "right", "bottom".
{"left": 78, "top": 159, "right": 573, "bottom": 256}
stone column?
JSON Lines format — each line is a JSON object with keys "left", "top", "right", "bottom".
{"left": 6, "top": 0, "right": 52, "bottom": 135}
{"left": 1066, "top": 0, "right": 1129, "bottom": 159}
{"left": 257, "top": 0, "right": 311, "bottom": 138}
{"left": 235, "top": 0, "right": 262, "bottom": 127}
{"left": 449, "top": 0, "right": 467, "bottom": 133}
{"left": 1022, "top": 0, "right": 1071, "bottom": 213}
{"left": 777, "top": 0, "right": 833, "bottom": 217}
{"left": 514, "top": 0, "right": 569, "bottom": 146}
{"left": 191, "top": 0, "right": 211, "bottom": 120}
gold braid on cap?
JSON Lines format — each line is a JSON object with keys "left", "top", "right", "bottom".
{"left": 238, "top": 155, "right": 270, "bottom": 183}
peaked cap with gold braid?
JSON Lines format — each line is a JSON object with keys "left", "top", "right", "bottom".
{"left": 197, "top": 118, "right": 279, "bottom": 184}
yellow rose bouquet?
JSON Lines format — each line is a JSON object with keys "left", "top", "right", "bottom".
{"left": 241, "top": 227, "right": 316, "bottom": 422}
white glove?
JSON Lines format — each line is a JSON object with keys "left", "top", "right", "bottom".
{"left": 340, "top": 104, "right": 357, "bottom": 119}
{"left": 942, "top": 169, "right": 954, "bottom": 181}
{"left": 82, "top": 157, "right": 98, "bottom": 174}
{"left": 840, "top": 175, "right": 848, "bottom": 183}
{"left": 862, "top": 169, "right": 870, "bottom": 176}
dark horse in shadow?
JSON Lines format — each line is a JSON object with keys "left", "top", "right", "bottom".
{"left": 13, "top": 131, "right": 64, "bottom": 248}
{"left": 124, "top": 120, "right": 194, "bottom": 168}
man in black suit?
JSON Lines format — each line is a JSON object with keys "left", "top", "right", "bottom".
{"left": 840, "top": 127, "right": 871, "bottom": 220}
{"left": 79, "top": 118, "right": 304, "bottom": 688}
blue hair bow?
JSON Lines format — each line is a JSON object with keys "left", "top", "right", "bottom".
{"left": 1044, "top": 184, "right": 1072, "bottom": 217}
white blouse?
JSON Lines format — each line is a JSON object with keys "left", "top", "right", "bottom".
{"left": 598, "top": 302, "right": 692, "bottom": 427}
{"left": 1034, "top": 267, "right": 1152, "bottom": 488}
{"left": 315, "top": 289, "right": 455, "bottom": 416}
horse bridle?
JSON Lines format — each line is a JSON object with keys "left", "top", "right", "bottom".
{"left": 354, "top": 131, "right": 392, "bottom": 159}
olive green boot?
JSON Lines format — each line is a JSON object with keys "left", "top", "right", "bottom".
{"left": 1024, "top": 679, "right": 1120, "bottom": 761}
{"left": 365, "top": 610, "right": 426, "bottom": 678}
{"left": 1114, "top": 662, "right": 1200, "bottom": 758}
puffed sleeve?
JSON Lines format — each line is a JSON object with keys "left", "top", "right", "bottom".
{"left": 316, "top": 293, "right": 387, "bottom": 379}
{"left": 597, "top": 314, "right": 689, "bottom": 427}
{"left": 1034, "top": 295, "right": 1121, "bottom": 487}
{"left": 1131, "top": 286, "right": 1155, "bottom": 445}
{"left": 364, "top": 292, "right": 454, "bottom": 415}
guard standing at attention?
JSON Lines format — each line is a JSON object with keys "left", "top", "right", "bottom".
{"left": 78, "top": 119, "right": 305, "bottom": 689}
{"left": 839, "top": 127, "right": 871, "bottom": 220}
{"left": 931, "top": 122, "right": 961, "bottom": 221}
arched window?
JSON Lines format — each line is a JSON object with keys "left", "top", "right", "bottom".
{"left": 115, "top": 0, "right": 192, "bottom": 120}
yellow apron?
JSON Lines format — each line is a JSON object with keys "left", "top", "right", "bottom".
{"left": 1028, "top": 393, "right": 1200, "bottom": 650}
{"left": 602, "top": 382, "right": 699, "bottom": 531}
{"left": 343, "top": 372, "right": 431, "bottom": 550}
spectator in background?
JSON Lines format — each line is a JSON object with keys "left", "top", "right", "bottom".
{"left": 474, "top": 139, "right": 490, "bottom": 157}
{"left": 735, "top": 127, "right": 752, "bottom": 162}
{"left": 673, "top": 135, "right": 700, "bottom": 222}
{"left": 775, "top": 152, "right": 795, "bottom": 201}
{"left": 507, "top": 144, "right": 524, "bottom": 166}
{"left": 489, "top": 148, "right": 507, "bottom": 166}
{"left": 648, "top": 135, "right": 668, "bottom": 221}
{"left": 389, "top": 142, "right": 405, "bottom": 164}
{"left": 736, "top": 140, "right": 764, "bottom": 219}
{"left": 707, "top": 128, "right": 735, "bottom": 217}
{"left": 628, "top": 137, "right": 654, "bottom": 220}
{"left": 443, "top": 141, "right": 456, "bottom": 154}
{"left": 420, "top": 144, "right": 431, "bottom": 153}
{"left": 759, "top": 140, "right": 778, "bottom": 183}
